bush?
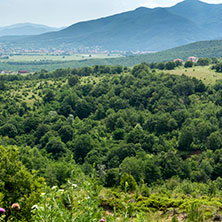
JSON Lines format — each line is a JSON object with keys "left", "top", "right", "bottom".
{"left": 0, "top": 146, "right": 45, "bottom": 221}
{"left": 120, "top": 173, "right": 137, "bottom": 192}
{"left": 184, "top": 61, "right": 193, "bottom": 68}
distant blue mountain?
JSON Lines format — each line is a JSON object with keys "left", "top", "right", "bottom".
{"left": 2, "top": 0, "right": 222, "bottom": 51}
{"left": 0, "top": 23, "right": 64, "bottom": 36}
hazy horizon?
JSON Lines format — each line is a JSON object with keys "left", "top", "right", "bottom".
{"left": 1, "top": 0, "right": 222, "bottom": 28}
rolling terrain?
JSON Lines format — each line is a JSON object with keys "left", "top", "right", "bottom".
{"left": 1, "top": 39, "right": 222, "bottom": 72}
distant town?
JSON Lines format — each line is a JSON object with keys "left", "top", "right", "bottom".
{"left": 0, "top": 46, "right": 155, "bottom": 56}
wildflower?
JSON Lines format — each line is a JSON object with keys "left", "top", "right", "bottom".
{"left": 72, "top": 184, "right": 78, "bottom": 188}
{"left": 11, "top": 203, "right": 20, "bottom": 211}
{"left": 32, "top": 205, "right": 39, "bottom": 210}
{"left": 0, "top": 208, "right": 5, "bottom": 213}
{"left": 31, "top": 205, "right": 43, "bottom": 211}
{"left": 52, "top": 186, "right": 57, "bottom": 190}
{"left": 100, "top": 219, "right": 105, "bottom": 222}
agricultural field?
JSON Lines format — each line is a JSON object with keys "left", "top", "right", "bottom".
{"left": 0, "top": 53, "right": 123, "bottom": 62}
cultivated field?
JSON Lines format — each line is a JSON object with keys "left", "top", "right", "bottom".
{"left": 0, "top": 53, "right": 123, "bottom": 62}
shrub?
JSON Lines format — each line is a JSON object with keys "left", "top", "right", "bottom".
{"left": 120, "top": 173, "right": 137, "bottom": 192}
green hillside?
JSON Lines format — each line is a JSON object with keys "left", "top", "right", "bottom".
{"left": 111, "top": 40, "right": 222, "bottom": 65}
{"left": 1, "top": 64, "right": 222, "bottom": 221}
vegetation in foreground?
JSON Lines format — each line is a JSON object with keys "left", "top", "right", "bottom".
{"left": 1, "top": 62, "right": 222, "bottom": 220}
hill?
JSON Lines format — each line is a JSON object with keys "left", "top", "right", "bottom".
{"left": 2, "top": 0, "right": 222, "bottom": 51}
{"left": 112, "top": 40, "right": 222, "bottom": 65}
{"left": 0, "top": 23, "right": 64, "bottom": 36}
{"left": 1, "top": 64, "right": 222, "bottom": 221}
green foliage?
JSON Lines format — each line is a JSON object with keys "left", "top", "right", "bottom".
{"left": 165, "top": 61, "right": 176, "bottom": 70}
{"left": 68, "top": 75, "right": 79, "bottom": 87}
{"left": 45, "top": 138, "right": 67, "bottom": 159}
{"left": 31, "top": 169, "right": 103, "bottom": 222}
{"left": 212, "top": 63, "right": 222, "bottom": 72}
{"left": 43, "top": 90, "right": 54, "bottom": 103}
{"left": 0, "top": 123, "right": 18, "bottom": 138}
{"left": 104, "top": 168, "right": 119, "bottom": 187}
{"left": 0, "top": 145, "right": 45, "bottom": 221}
{"left": 1, "top": 63, "right": 222, "bottom": 221}
{"left": 197, "top": 58, "right": 210, "bottom": 66}
{"left": 120, "top": 173, "right": 137, "bottom": 192}
{"left": 187, "top": 203, "right": 204, "bottom": 222}
{"left": 184, "top": 61, "right": 194, "bottom": 68}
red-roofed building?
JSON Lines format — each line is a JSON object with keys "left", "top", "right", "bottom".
{"left": 173, "top": 58, "right": 184, "bottom": 62}
{"left": 18, "top": 70, "right": 29, "bottom": 74}
{"left": 188, "top": 56, "right": 198, "bottom": 63}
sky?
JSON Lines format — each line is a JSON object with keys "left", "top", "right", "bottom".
{"left": 1, "top": 0, "right": 222, "bottom": 28}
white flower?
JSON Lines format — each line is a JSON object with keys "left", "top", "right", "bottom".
{"left": 32, "top": 205, "right": 39, "bottom": 210}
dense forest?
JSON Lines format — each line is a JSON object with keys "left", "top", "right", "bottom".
{"left": 2, "top": 62, "right": 222, "bottom": 221}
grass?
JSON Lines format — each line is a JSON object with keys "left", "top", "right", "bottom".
{"left": 163, "top": 65, "right": 222, "bottom": 85}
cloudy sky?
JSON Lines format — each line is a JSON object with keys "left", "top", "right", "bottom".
{"left": 1, "top": 0, "right": 222, "bottom": 28}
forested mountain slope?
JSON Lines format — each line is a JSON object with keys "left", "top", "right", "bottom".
{"left": 3, "top": 0, "right": 222, "bottom": 51}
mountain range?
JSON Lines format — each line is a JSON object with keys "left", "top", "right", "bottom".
{"left": 1, "top": 0, "right": 222, "bottom": 51}
{"left": 0, "top": 23, "right": 64, "bottom": 37}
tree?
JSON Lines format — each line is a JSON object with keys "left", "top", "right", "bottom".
{"left": 144, "top": 157, "right": 161, "bottom": 184}
{"left": 178, "top": 126, "right": 194, "bottom": 150}
{"left": 213, "top": 63, "right": 222, "bottom": 72}
{"left": 43, "top": 90, "right": 54, "bottom": 103}
{"left": 0, "top": 81, "right": 5, "bottom": 90}
{"left": 34, "top": 124, "right": 50, "bottom": 141}
{"left": 159, "top": 151, "right": 182, "bottom": 179}
{"left": 120, "top": 157, "right": 145, "bottom": 182}
{"left": 175, "top": 60, "right": 183, "bottom": 67}
{"left": 112, "top": 128, "right": 125, "bottom": 140}
{"left": 59, "top": 125, "right": 74, "bottom": 143}
{"left": 46, "top": 138, "right": 67, "bottom": 159}
{"left": 207, "top": 131, "right": 222, "bottom": 150}
{"left": 165, "top": 61, "right": 176, "bottom": 70}
{"left": 197, "top": 58, "right": 210, "bottom": 66}
{"left": 0, "top": 123, "right": 18, "bottom": 138}
{"left": 157, "top": 62, "right": 165, "bottom": 70}
{"left": 68, "top": 75, "right": 79, "bottom": 87}
{"left": 104, "top": 168, "right": 119, "bottom": 187}
{"left": 71, "top": 134, "right": 94, "bottom": 163}
{"left": 132, "top": 63, "right": 150, "bottom": 77}
{"left": 184, "top": 61, "right": 193, "bottom": 68}
{"left": 23, "top": 117, "right": 39, "bottom": 133}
